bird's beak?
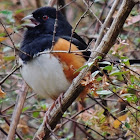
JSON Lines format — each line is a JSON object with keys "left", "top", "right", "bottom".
{"left": 21, "top": 14, "right": 40, "bottom": 28}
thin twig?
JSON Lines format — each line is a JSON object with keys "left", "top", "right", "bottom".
{"left": 0, "top": 126, "right": 8, "bottom": 136}
{"left": 94, "top": 0, "right": 120, "bottom": 49}
{"left": 68, "top": 2, "right": 94, "bottom": 52}
{"left": 1, "top": 93, "right": 36, "bottom": 113}
{"left": 50, "top": 0, "right": 58, "bottom": 51}
{"left": 0, "top": 20, "right": 16, "bottom": 56}
{"left": 59, "top": 0, "right": 76, "bottom": 10}
{"left": 0, "top": 111, "right": 23, "bottom": 140}
{"left": 83, "top": 0, "right": 103, "bottom": 26}
{"left": 106, "top": 59, "right": 140, "bottom": 76}
{"left": 109, "top": 89, "right": 140, "bottom": 112}
{"left": 76, "top": 124, "right": 95, "bottom": 139}
{"left": 126, "top": 107, "right": 140, "bottom": 124}
{"left": 48, "top": 0, "right": 57, "bottom": 7}
{"left": 54, "top": 103, "right": 97, "bottom": 132}
{"left": 6, "top": 85, "right": 28, "bottom": 140}
{"left": 0, "top": 65, "right": 21, "bottom": 85}
{"left": 63, "top": 117, "right": 106, "bottom": 139}
{"left": 87, "top": 94, "right": 140, "bottom": 139}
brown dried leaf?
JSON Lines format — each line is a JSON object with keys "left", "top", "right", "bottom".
{"left": 113, "top": 114, "right": 127, "bottom": 128}
{"left": 0, "top": 37, "right": 7, "bottom": 42}
{"left": 18, "top": 119, "right": 30, "bottom": 134}
{"left": 125, "top": 15, "right": 140, "bottom": 27}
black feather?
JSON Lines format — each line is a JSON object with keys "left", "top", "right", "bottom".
{"left": 20, "top": 7, "right": 90, "bottom": 62}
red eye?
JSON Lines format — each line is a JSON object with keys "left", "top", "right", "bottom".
{"left": 42, "top": 15, "right": 48, "bottom": 20}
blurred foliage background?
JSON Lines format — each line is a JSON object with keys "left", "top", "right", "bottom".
{"left": 0, "top": 0, "right": 140, "bottom": 139}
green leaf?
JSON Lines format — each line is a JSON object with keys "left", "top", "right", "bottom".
{"left": 124, "top": 59, "right": 130, "bottom": 66}
{"left": 125, "top": 122, "right": 130, "bottom": 129}
{"left": 0, "top": 10, "right": 12, "bottom": 15}
{"left": 98, "top": 61, "right": 111, "bottom": 65}
{"left": 137, "top": 106, "right": 140, "bottom": 110}
{"left": 110, "top": 108, "right": 119, "bottom": 113}
{"left": 133, "top": 95, "right": 138, "bottom": 103}
{"left": 33, "top": 112, "right": 39, "bottom": 118}
{"left": 110, "top": 70, "right": 127, "bottom": 76}
{"left": 102, "top": 131, "right": 108, "bottom": 136}
{"left": 87, "top": 62, "right": 94, "bottom": 67}
{"left": 3, "top": 56, "right": 15, "bottom": 61}
{"left": 0, "top": 33, "right": 6, "bottom": 37}
{"left": 15, "top": 9, "right": 26, "bottom": 14}
{"left": 0, "top": 10, "right": 14, "bottom": 23}
{"left": 103, "top": 65, "right": 113, "bottom": 71}
{"left": 96, "top": 56, "right": 102, "bottom": 60}
{"left": 127, "top": 96, "right": 133, "bottom": 102}
{"left": 22, "top": 106, "right": 30, "bottom": 113}
{"left": 120, "top": 93, "right": 132, "bottom": 97}
{"left": 96, "top": 76, "right": 102, "bottom": 81}
{"left": 74, "top": 65, "right": 88, "bottom": 74}
{"left": 40, "top": 104, "right": 47, "bottom": 110}
{"left": 96, "top": 90, "right": 112, "bottom": 95}
{"left": 92, "top": 70, "right": 100, "bottom": 78}
{"left": 120, "top": 56, "right": 128, "bottom": 60}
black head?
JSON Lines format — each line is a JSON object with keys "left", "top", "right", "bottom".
{"left": 22, "top": 7, "right": 72, "bottom": 36}
{"left": 32, "top": 7, "right": 65, "bottom": 23}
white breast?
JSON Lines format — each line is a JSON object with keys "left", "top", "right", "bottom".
{"left": 19, "top": 54, "right": 71, "bottom": 99}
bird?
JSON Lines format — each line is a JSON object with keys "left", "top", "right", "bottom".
{"left": 19, "top": 6, "right": 90, "bottom": 102}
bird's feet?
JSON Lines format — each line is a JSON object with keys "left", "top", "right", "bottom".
{"left": 45, "top": 92, "right": 65, "bottom": 130}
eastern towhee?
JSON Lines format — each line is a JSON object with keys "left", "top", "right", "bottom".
{"left": 19, "top": 7, "right": 90, "bottom": 100}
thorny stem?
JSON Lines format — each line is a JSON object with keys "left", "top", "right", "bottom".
{"left": 50, "top": 0, "right": 58, "bottom": 51}
{"left": 68, "top": 2, "right": 94, "bottom": 52}
{"left": 59, "top": 0, "right": 76, "bottom": 10}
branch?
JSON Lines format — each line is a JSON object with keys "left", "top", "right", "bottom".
{"left": 0, "top": 65, "right": 21, "bottom": 85}
{"left": 6, "top": 85, "right": 28, "bottom": 140}
{"left": 0, "top": 111, "right": 23, "bottom": 140}
{"left": 94, "top": 0, "right": 121, "bottom": 49}
{"left": 33, "top": 0, "right": 138, "bottom": 139}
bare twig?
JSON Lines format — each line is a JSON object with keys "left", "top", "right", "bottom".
{"left": 1, "top": 93, "right": 36, "bottom": 113}
{"left": 69, "top": 2, "right": 94, "bottom": 52}
{"left": 53, "top": 103, "right": 97, "bottom": 132}
{"left": 63, "top": 117, "right": 106, "bottom": 139}
{"left": 36, "top": 0, "right": 41, "bottom": 8}
{"left": 50, "top": 0, "right": 58, "bottom": 51}
{"left": 0, "top": 20, "right": 16, "bottom": 56}
{"left": 6, "top": 84, "right": 28, "bottom": 140}
{"left": 59, "top": 0, "right": 76, "bottom": 10}
{"left": 48, "top": 0, "right": 57, "bottom": 7}
{"left": 109, "top": 89, "right": 140, "bottom": 112}
{"left": 76, "top": 125, "right": 95, "bottom": 140}
{"left": 94, "top": 0, "right": 120, "bottom": 49}
{"left": 0, "top": 126, "right": 8, "bottom": 136}
{"left": 0, "top": 65, "right": 21, "bottom": 85}
{"left": 0, "top": 111, "right": 23, "bottom": 140}
{"left": 87, "top": 94, "right": 140, "bottom": 139}
{"left": 126, "top": 107, "right": 140, "bottom": 124}
{"left": 105, "top": 59, "right": 140, "bottom": 76}
{"left": 83, "top": 0, "right": 103, "bottom": 26}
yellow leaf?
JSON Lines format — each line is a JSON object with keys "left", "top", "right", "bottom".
{"left": 113, "top": 114, "right": 127, "bottom": 128}
{"left": 0, "top": 37, "right": 7, "bottom": 42}
{"left": 0, "top": 87, "right": 6, "bottom": 98}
